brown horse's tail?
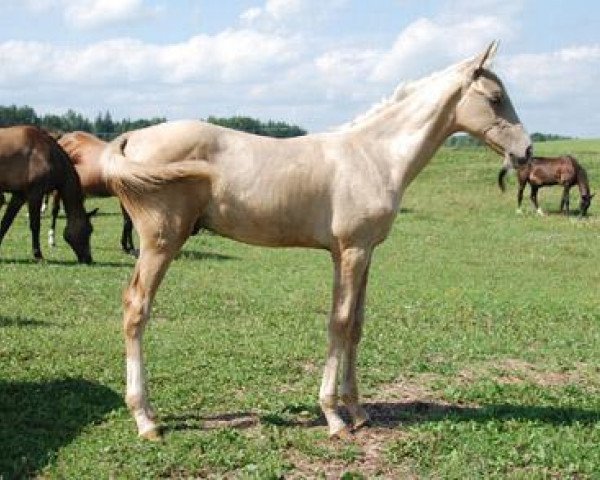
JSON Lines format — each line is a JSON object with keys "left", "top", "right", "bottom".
{"left": 498, "top": 163, "right": 512, "bottom": 192}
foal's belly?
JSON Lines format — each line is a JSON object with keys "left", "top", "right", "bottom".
{"left": 201, "top": 197, "right": 330, "bottom": 249}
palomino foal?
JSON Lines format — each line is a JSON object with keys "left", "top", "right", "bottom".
{"left": 101, "top": 42, "right": 531, "bottom": 440}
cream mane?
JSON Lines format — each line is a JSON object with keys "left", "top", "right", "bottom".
{"left": 338, "top": 56, "right": 476, "bottom": 132}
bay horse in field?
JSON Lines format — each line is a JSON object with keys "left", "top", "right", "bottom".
{"left": 49, "top": 131, "right": 136, "bottom": 254}
{"left": 498, "top": 155, "right": 593, "bottom": 216}
{"left": 100, "top": 42, "right": 531, "bottom": 440}
{"left": 0, "top": 125, "right": 94, "bottom": 263}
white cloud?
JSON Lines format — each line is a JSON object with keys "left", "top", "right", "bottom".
{"left": 240, "top": 0, "right": 348, "bottom": 30}
{"left": 64, "top": 0, "right": 160, "bottom": 29}
{"left": 0, "top": 29, "right": 301, "bottom": 86}
{"left": 503, "top": 46, "right": 600, "bottom": 100}
{"left": 1, "top": 0, "right": 161, "bottom": 29}
{"left": 370, "top": 16, "right": 511, "bottom": 82}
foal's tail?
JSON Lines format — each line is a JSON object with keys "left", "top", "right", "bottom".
{"left": 101, "top": 133, "right": 216, "bottom": 201}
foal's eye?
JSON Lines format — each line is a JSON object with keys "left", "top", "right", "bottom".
{"left": 490, "top": 94, "right": 502, "bottom": 105}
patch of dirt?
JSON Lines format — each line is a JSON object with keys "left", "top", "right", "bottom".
{"left": 284, "top": 428, "right": 418, "bottom": 479}
{"left": 460, "top": 358, "right": 597, "bottom": 389}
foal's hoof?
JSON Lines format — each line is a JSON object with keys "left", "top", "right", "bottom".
{"left": 139, "top": 426, "right": 163, "bottom": 442}
{"left": 353, "top": 416, "right": 370, "bottom": 432}
{"left": 330, "top": 425, "right": 354, "bottom": 441}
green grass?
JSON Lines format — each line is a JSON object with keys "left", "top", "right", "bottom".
{"left": 1, "top": 140, "right": 600, "bottom": 478}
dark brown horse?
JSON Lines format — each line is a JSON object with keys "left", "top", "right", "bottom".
{"left": 498, "top": 155, "right": 593, "bottom": 216}
{"left": 48, "top": 131, "right": 136, "bottom": 255}
{"left": 0, "top": 125, "right": 94, "bottom": 263}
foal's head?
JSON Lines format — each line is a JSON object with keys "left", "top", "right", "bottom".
{"left": 455, "top": 42, "right": 532, "bottom": 167}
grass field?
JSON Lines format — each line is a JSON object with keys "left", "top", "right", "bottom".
{"left": 1, "top": 139, "right": 599, "bottom": 478}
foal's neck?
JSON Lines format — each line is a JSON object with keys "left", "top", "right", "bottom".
{"left": 354, "top": 74, "right": 462, "bottom": 192}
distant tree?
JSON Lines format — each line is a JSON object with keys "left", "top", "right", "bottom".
{"left": 531, "top": 132, "right": 572, "bottom": 142}
{"left": 0, "top": 105, "right": 306, "bottom": 140}
{"left": 445, "top": 134, "right": 483, "bottom": 147}
{"left": 93, "top": 111, "right": 115, "bottom": 138}
{"left": 0, "top": 105, "right": 38, "bottom": 127}
{"left": 116, "top": 117, "right": 167, "bottom": 136}
{"left": 207, "top": 115, "right": 307, "bottom": 138}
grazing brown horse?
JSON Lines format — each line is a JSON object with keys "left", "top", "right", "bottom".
{"left": 49, "top": 131, "right": 136, "bottom": 254}
{"left": 0, "top": 125, "right": 94, "bottom": 263}
{"left": 101, "top": 42, "right": 531, "bottom": 440}
{"left": 498, "top": 155, "right": 593, "bottom": 216}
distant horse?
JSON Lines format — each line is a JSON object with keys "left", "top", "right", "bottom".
{"left": 0, "top": 125, "right": 94, "bottom": 263}
{"left": 100, "top": 42, "right": 531, "bottom": 440}
{"left": 49, "top": 131, "right": 136, "bottom": 254}
{"left": 498, "top": 155, "right": 593, "bottom": 216}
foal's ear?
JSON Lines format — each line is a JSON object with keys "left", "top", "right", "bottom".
{"left": 87, "top": 207, "right": 99, "bottom": 218}
{"left": 470, "top": 40, "right": 499, "bottom": 79}
{"left": 477, "top": 40, "right": 499, "bottom": 69}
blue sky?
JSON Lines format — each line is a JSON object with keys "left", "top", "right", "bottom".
{"left": 1, "top": 0, "right": 599, "bottom": 137}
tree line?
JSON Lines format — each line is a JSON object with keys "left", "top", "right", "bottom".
{"left": 0, "top": 105, "right": 307, "bottom": 139}
{"left": 445, "top": 131, "right": 572, "bottom": 148}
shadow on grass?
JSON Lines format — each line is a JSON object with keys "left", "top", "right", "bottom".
{"left": 163, "top": 412, "right": 260, "bottom": 433}
{"left": 0, "top": 315, "right": 54, "bottom": 328}
{"left": 361, "top": 401, "right": 600, "bottom": 428}
{"left": 0, "top": 257, "right": 133, "bottom": 268}
{"left": 176, "top": 250, "right": 237, "bottom": 262}
{"left": 0, "top": 378, "right": 122, "bottom": 479}
{"left": 161, "top": 400, "right": 600, "bottom": 434}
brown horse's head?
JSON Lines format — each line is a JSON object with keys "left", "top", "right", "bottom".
{"left": 580, "top": 194, "right": 594, "bottom": 217}
{"left": 455, "top": 41, "right": 532, "bottom": 167}
{"left": 63, "top": 208, "right": 97, "bottom": 264}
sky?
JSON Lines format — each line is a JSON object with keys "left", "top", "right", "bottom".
{"left": 0, "top": 0, "right": 599, "bottom": 137}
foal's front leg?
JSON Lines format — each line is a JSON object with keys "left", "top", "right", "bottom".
{"left": 319, "top": 246, "right": 371, "bottom": 437}
{"left": 340, "top": 255, "right": 371, "bottom": 431}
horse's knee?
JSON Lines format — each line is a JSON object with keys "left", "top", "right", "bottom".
{"left": 122, "top": 282, "right": 150, "bottom": 337}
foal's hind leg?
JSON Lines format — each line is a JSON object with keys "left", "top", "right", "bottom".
{"left": 320, "top": 245, "right": 371, "bottom": 437}
{"left": 123, "top": 244, "right": 181, "bottom": 439}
